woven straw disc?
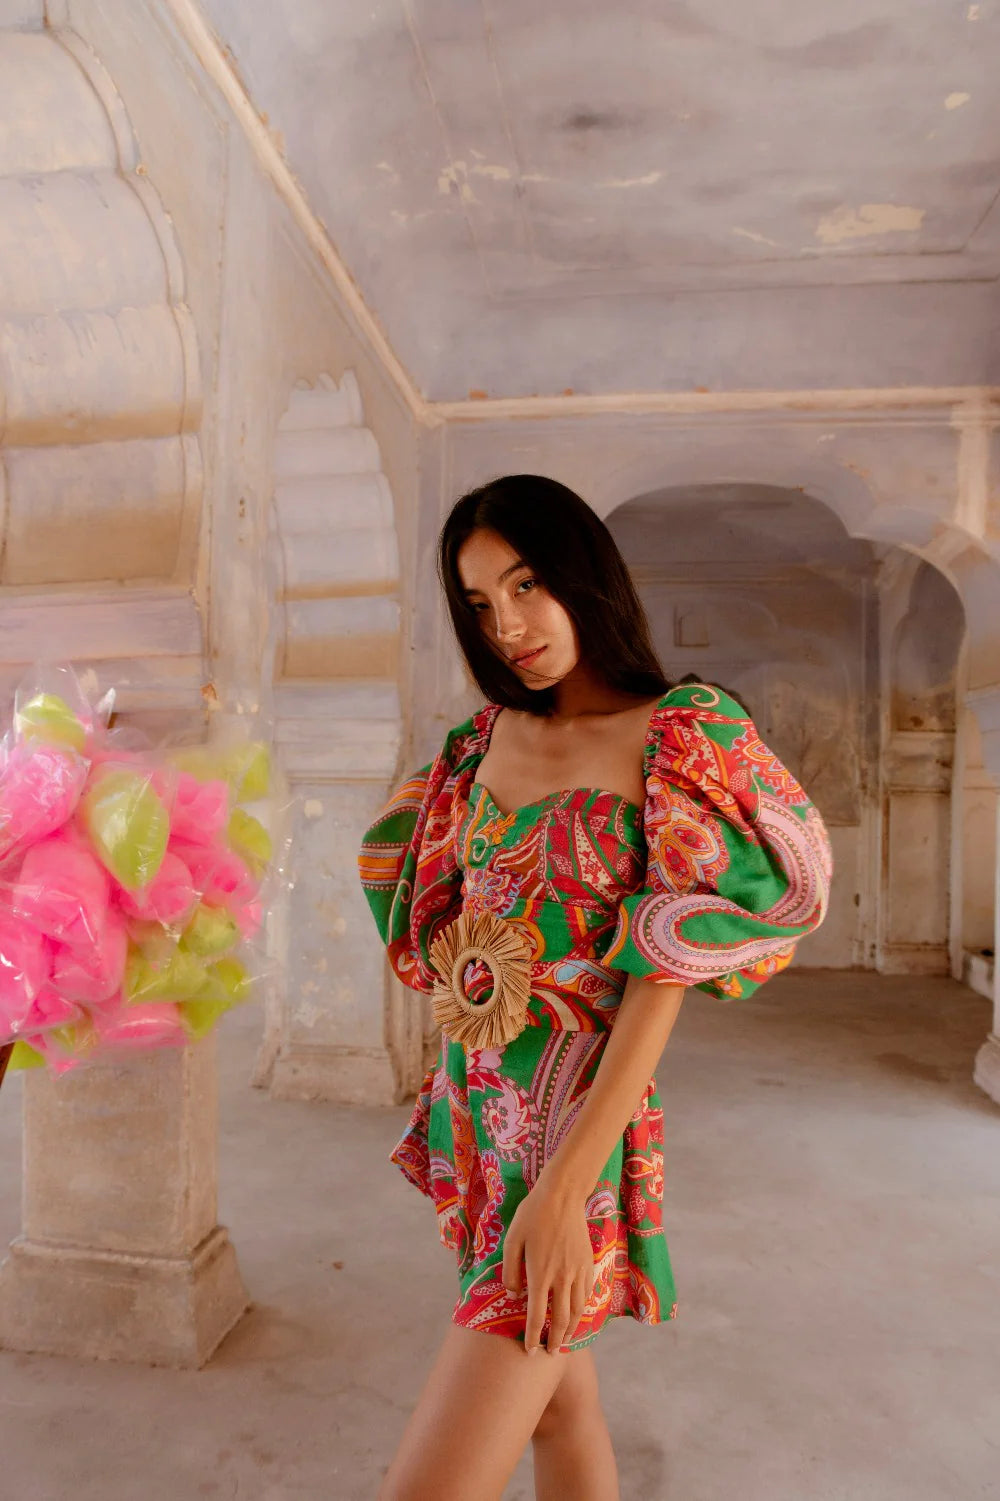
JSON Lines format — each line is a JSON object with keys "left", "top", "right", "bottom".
{"left": 428, "top": 907, "right": 533, "bottom": 1049}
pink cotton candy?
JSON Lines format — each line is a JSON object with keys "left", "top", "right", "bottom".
{"left": 49, "top": 910, "right": 128, "bottom": 1005}
{"left": 170, "top": 840, "right": 259, "bottom": 909}
{"left": 22, "top": 986, "right": 82, "bottom": 1033}
{"left": 94, "top": 1000, "right": 186, "bottom": 1051}
{"left": 170, "top": 775, "right": 229, "bottom": 846}
{"left": 0, "top": 742, "right": 88, "bottom": 865}
{"left": 0, "top": 908, "right": 50, "bottom": 1038}
{"left": 18, "top": 1027, "right": 85, "bottom": 1074}
{"left": 15, "top": 835, "right": 111, "bottom": 948}
{"left": 115, "top": 851, "right": 198, "bottom": 929}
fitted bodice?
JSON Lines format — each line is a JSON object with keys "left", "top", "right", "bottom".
{"left": 458, "top": 780, "right": 645, "bottom": 906}
{"left": 447, "top": 776, "right": 651, "bottom": 1030}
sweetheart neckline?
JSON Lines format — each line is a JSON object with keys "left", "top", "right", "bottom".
{"left": 468, "top": 779, "right": 643, "bottom": 822}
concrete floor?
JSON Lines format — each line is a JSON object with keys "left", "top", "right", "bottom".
{"left": 1, "top": 972, "right": 998, "bottom": 1501}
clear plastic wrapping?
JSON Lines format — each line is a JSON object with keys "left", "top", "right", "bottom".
{"left": 0, "top": 666, "right": 287, "bottom": 1074}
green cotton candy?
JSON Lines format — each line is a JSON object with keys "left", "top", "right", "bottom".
{"left": 205, "top": 955, "right": 252, "bottom": 1003}
{"left": 179, "top": 957, "right": 252, "bottom": 1038}
{"left": 231, "top": 742, "right": 270, "bottom": 802}
{"left": 82, "top": 768, "right": 169, "bottom": 890}
{"left": 166, "top": 741, "right": 270, "bottom": 803}
{"left": 165, "top": 745, "right": 218, "bottom": 782}
{"left": 8, "top": 1040, "right": 45, "bottom": 1070}
{"left": 227, "top": 808, "right": 272, "bottom": 875}
{"left": 15, "top": 693, "right": 87, "bottom": 753}
{"left": 178, "top": 995, "right": 231, "bottom": 1040}
{"left": 181, "top": 904, "right": 239, "bottom": 958}
{"left": 125, "top": 945, "right": 206, "bottom": 1004}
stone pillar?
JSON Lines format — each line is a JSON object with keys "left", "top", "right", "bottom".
{"left": 0, "top": 1035, "right": 248, "bottom": 1366}
{"left": 970, "top": 685, "right": 1000, "bottom": 1106}
{"left": 260, "top": 682, "right": 410, "bottom": 1106}
{"left": 253, "top": 373, "right": 424, "bottom": 1105}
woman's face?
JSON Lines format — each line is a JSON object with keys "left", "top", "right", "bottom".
{"left": 457, "top": 528, "right": 579, "bottom": 688}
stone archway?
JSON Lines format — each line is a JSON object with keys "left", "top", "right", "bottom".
{"left": 0, "top": 23, "right": 203, "bottom": 673}
{"left": 602, "top": 457, "right": 1000, "bottom": 1103}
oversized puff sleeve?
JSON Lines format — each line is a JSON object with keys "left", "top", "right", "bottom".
{"left": 604, "top": 683, "right": 833, "bottom": 1001}
{"left": 357, "top": 711, "right": 481, "bottom": 994}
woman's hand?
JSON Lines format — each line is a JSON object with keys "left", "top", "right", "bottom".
{"left": 501, "top": 1169, "right": 595, "bottom": 1355}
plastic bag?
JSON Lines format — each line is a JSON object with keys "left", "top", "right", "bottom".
{"left": 0, "top": 664, "right": 286, "bottom": 1074}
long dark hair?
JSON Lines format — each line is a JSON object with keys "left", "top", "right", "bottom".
{"left": 438, "top": 475, "right": 671, "bottom": 715}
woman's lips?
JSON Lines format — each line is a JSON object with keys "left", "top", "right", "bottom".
{"left": 511, "top": 646, "right": 546, "bottom": 667}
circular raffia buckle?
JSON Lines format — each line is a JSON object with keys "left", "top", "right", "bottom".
{"left": 428, "top": 908, "right": 533, "bottom": 1049}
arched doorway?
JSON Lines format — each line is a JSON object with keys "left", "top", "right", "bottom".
{"left": 607, "top": 483, "right": 977, "bottom": 979}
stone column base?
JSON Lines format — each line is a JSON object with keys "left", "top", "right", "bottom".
{"left": 267, "top": 1041, "right": 399, "bottom": 1105}
{"left": 0, "top": 1223, "right": 248, "bottom": 1368}
{"left": 973, "top": 1033, "right": 1000, "bottom": 1108}
{"left": 878, "top": 944, "right": 950, "bottom": 976}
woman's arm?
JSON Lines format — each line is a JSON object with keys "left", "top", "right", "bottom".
{"left": 501, "top": 975, "right": 686, "bottom": 1354}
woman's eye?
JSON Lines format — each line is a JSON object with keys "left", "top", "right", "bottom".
{"left": 515, "top": 577, "right": 537, "bottom": 595}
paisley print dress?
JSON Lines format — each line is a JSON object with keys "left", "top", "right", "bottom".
{"left": 358, "top": 683, "right": 832, "bottom": 1350}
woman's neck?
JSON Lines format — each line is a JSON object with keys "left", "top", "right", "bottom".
{"left": 548, "top": 666, "right": 647, "bottom": 722}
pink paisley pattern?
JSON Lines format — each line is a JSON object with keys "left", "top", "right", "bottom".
{"left": 481, "top": 1076, "right": 540, "bottom": 1161}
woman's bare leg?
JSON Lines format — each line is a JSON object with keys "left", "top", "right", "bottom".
{"left": 377, "top": 1323, "right": 569, "bottom": 1501}
{"left": 531, "top": 1347, "right": 619, "bottom": 1501}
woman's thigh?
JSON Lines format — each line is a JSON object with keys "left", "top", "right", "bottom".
{"left": 377, "top": 1323, "right": 575, "bottom": 1501}
{"left": 532, "top": 1345, "right": 601, "bottom": 1439}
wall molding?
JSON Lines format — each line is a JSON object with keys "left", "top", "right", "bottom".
{"left": 430, "top": 386, "right": 1000, "bottom": 426}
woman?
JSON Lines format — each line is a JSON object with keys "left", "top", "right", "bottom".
{"left": 358, "top": 475, "right": 831, "bottom": 1501}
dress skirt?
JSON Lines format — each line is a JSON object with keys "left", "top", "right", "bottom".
{"left": 391, "top": 1026, "right": 678, "bottom": 1350}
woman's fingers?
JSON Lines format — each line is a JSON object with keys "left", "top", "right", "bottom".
{"left": 571, "top": 1272, "right": 590, "bottom": 1322}
{"left": 502, "top": 1228, "right": 525, "bottom": 1295}
{"left": 546, "top": 1278, "right": 576, "bottom": 1362}
{"left": 546, "top": 1284, "right": 572, "bottom": 1354}
{"left": 524, "top": 1264, "right": 550, "bottom": 1354}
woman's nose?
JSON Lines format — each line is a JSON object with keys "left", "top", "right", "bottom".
{"left": 492, "top": 602, "right": 524, "bottom": 642}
